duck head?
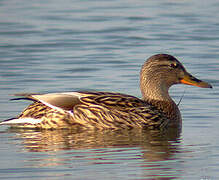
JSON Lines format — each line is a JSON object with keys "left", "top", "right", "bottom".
{"left": 140, "top": 54, "right": 212, "bottom": 101}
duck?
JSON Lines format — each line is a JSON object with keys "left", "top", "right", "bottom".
{"left": 0, "top": 54, "right": 212, "bottom": 130}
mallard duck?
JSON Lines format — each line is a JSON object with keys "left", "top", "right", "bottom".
{"left": 0, "top": 54, "right": 212, "bottom": 130}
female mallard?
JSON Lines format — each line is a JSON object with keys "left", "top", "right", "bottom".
{"left": 0, "top": 54, "right": 212, "bottom": 130}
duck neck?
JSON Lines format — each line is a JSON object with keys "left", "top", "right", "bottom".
{"left": 140, "top": 80, "right": 181, "bottom": 123}
{"left": 140, "top": 77, "right": 172, "bottom": 102}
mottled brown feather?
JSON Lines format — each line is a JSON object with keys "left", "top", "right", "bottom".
{"left": 8, "top": 92, "right": 170, "bottom": 130}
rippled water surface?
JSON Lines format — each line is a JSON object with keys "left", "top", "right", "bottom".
{"left": 0, "top": 0, "right": 219, "bottom": 179}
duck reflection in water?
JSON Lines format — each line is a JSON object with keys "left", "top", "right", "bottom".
{"left": 9, "top": 127, "right": 180, "bottom": 159}
{"left": 7, "top": 127, "right": 182, "bottom": 179}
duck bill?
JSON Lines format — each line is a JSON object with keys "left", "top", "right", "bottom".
{"left": 180, "top": 72, "right": 212, "bottom": 88}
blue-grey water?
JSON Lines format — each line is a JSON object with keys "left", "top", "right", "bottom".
{"left": 0, "top": 0, "right": 219, "bottom": 179}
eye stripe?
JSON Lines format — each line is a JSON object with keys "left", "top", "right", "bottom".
{"left": 170, "top": 63, "right": 179, "bottom": 68}
{"left": 158, "top": 64, "right": 168, "bottom": 67}
{"left": 158, "top": 63, "right": 178, "bottom": 68}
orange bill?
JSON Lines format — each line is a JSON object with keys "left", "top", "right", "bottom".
{"left": 180, "top": 73, "right": 212, "bottom": 88}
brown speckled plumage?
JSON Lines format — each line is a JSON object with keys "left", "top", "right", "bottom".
{"left": 1, "top": 54, "right": 212, "bottom": 130}
{"left": 12, "top": 92, "right": 169, "bottom": 130}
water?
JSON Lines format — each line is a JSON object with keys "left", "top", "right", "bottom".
{"left": 0, "top": 0, "right": 219, "bottom": 179}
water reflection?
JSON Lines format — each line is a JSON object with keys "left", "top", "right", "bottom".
{"left": 10, "top": 128, "right": 180, "bottom": 159}
{"left": 8, "top": 128, "right": 181, "bottom": 153}
{"left": 3, "top": 127, "right": 184, "bottom": 179}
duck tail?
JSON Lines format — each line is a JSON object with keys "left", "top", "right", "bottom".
{"left": 0, "top": 117, "right": 42, "bottom": 125}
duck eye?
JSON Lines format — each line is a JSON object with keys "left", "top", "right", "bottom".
{"left": 170, "top": 63, "right": 178, "bottom": 68}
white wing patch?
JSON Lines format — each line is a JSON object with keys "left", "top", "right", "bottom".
{"left": 0, "top": 118, "right": 42, "bottom": 125}
{"left": 30, "top": 92, "right": 83, "bottom": 112}
{"left": 36, "top": 99, "right": 64, "bottom": 112}
{"left": 59, "top": 92, "right": 82, "bottom": 98}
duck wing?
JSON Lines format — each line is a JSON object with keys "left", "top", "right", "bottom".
{"left": 1, "top": 92, "right": 168, "bottom": 129}
{"left": 12, "top": 92, "right": 82, "bottom": 111}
